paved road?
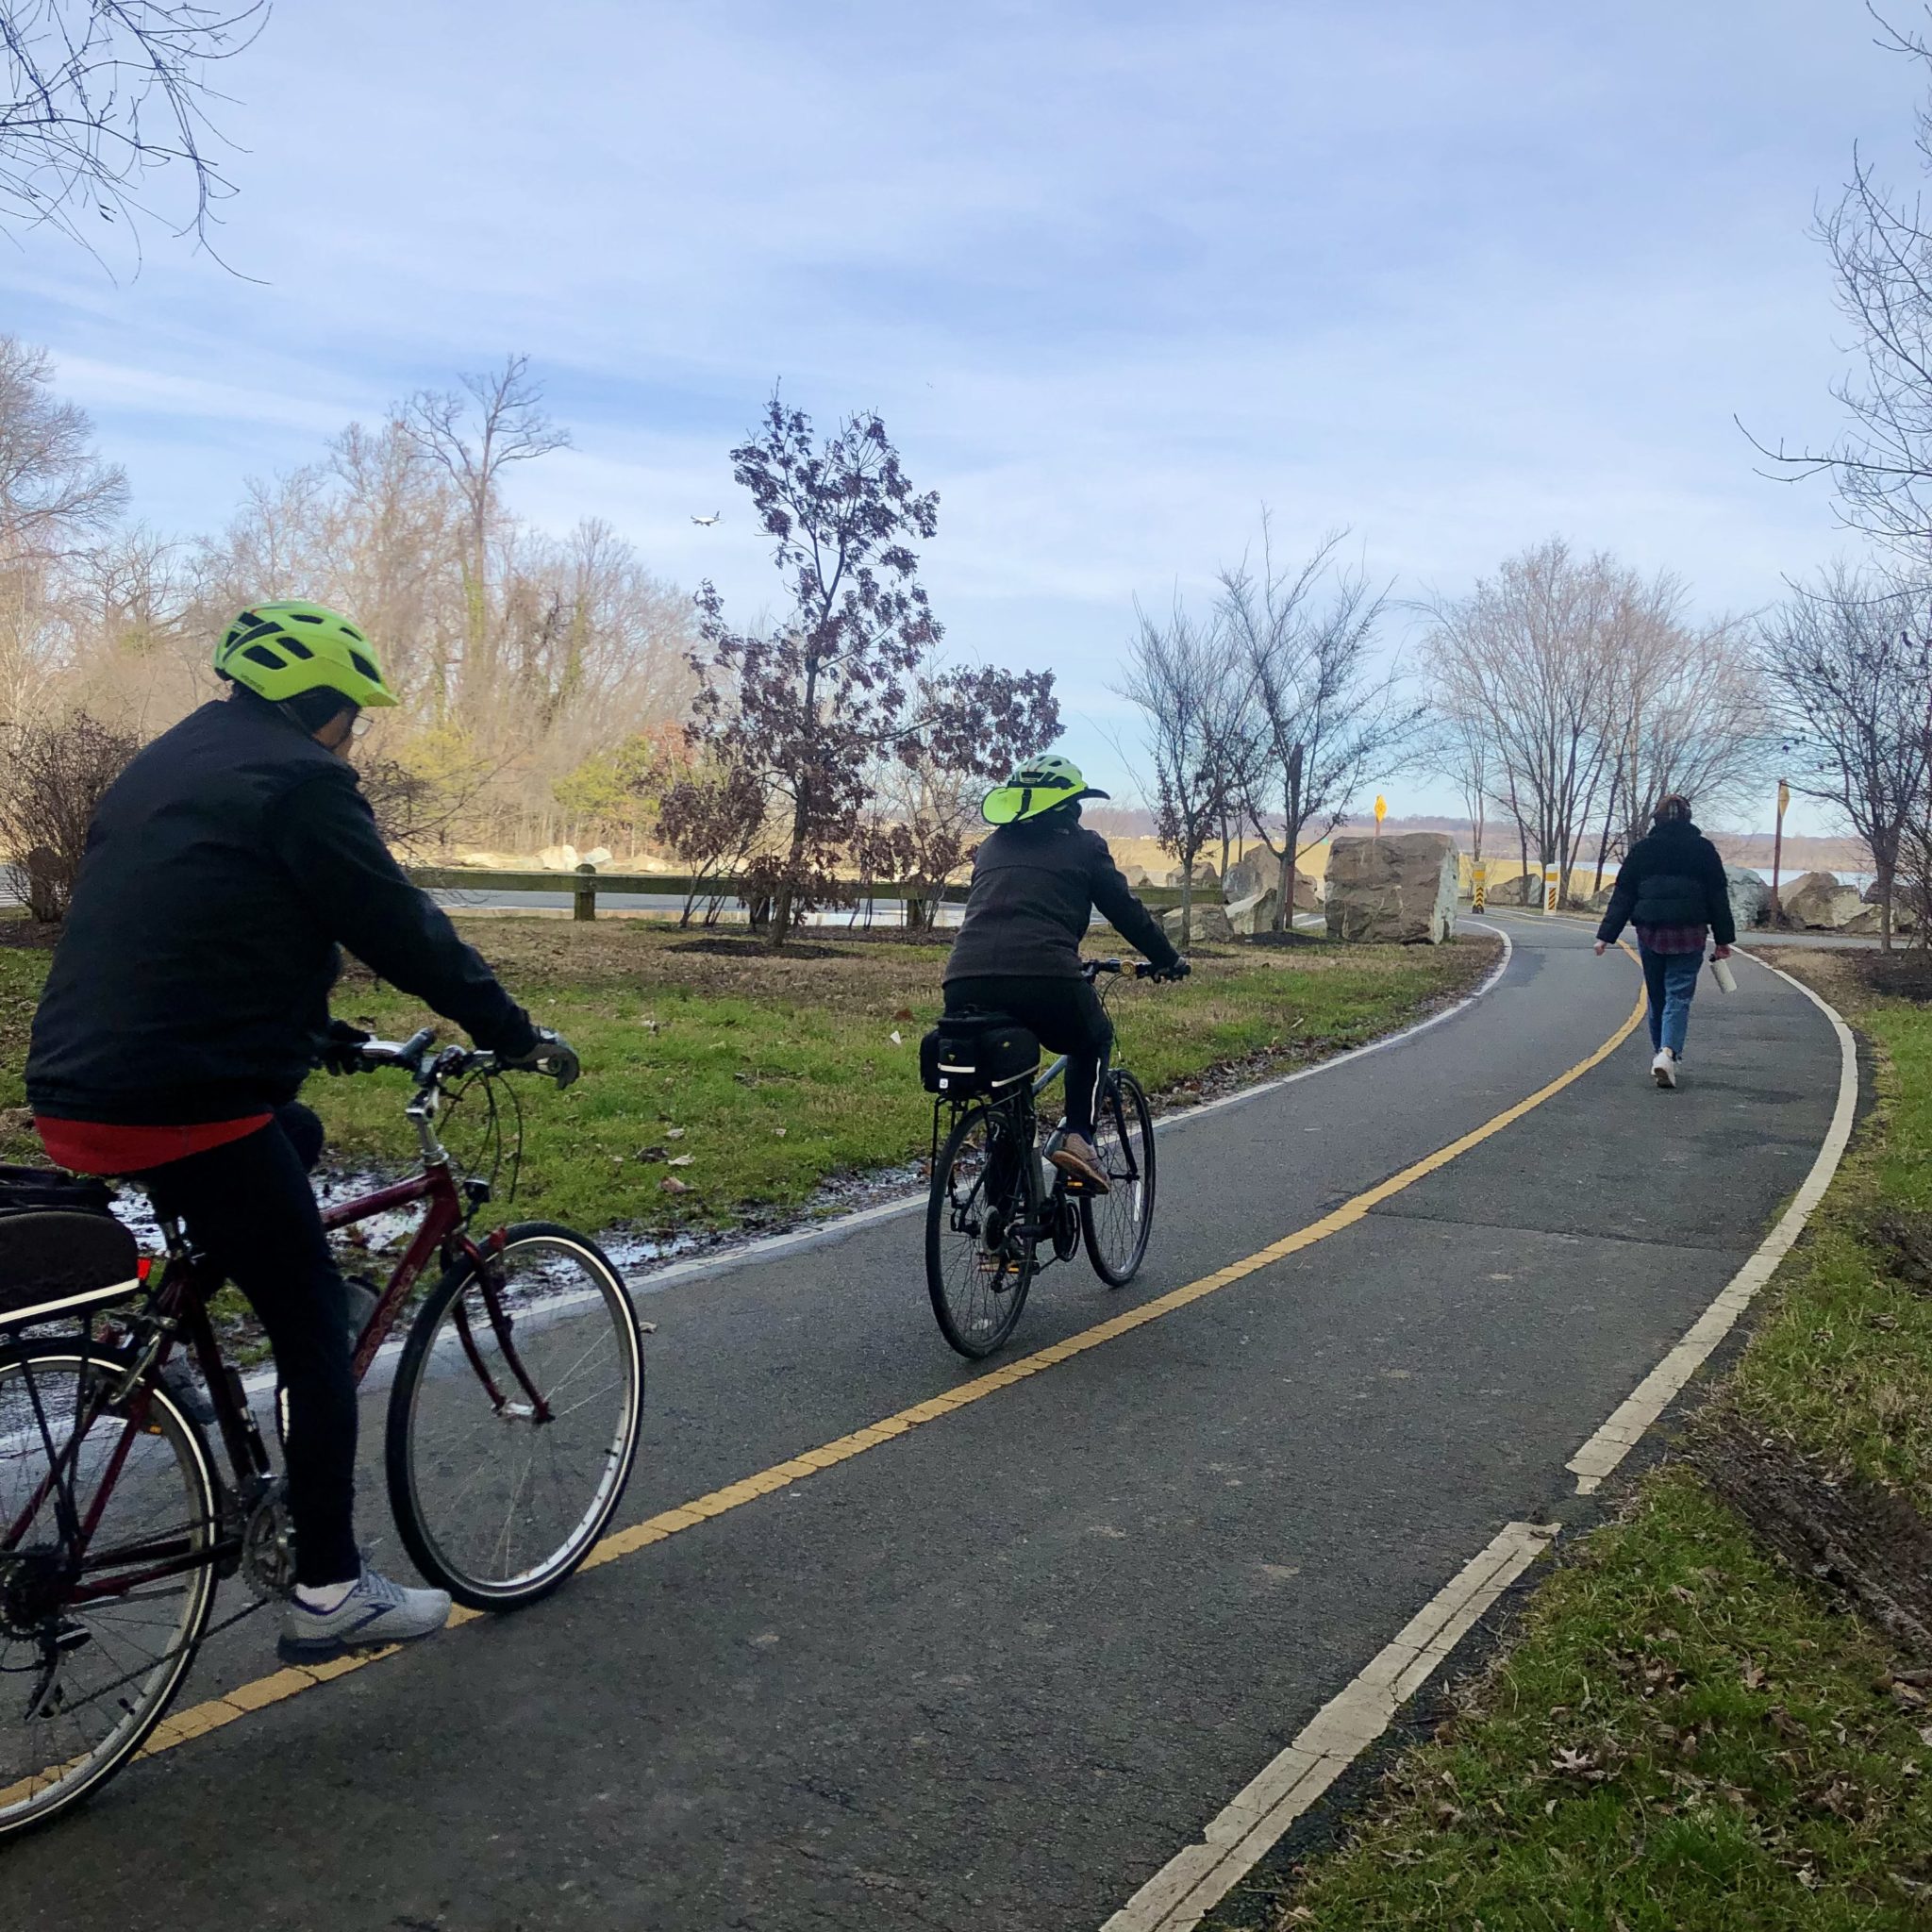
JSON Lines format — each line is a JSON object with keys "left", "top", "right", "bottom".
{"left": 6, "top": 918, "right": 1843, "bottom": 1928}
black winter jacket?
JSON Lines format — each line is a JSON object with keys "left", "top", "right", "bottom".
{"left": 943, "top": 816, "right": 1181, "bottom": 983}
{"left": 1595, "top": 818, "right": 1736, "bottom": 948}
{"left": 27, "top": 696, "right": 538, "bottom": 1124}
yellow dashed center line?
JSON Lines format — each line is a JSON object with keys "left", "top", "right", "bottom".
{"left": 10, "top": 965, "right": 1646, "bottom": 1802}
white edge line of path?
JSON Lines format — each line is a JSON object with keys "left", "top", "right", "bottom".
{"left": 1100, "top": 1521, "right": 1559, "bottom": 1932}
{"left": 1099, "top": 936, "right": 1857, "bottom": 1932}
{"left": 1564, "top": 945, "right": 1859, "bottom": 1492}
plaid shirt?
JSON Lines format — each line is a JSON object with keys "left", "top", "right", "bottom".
{"left": 1634, "top": 924, "right": 1707, "bottom": 956}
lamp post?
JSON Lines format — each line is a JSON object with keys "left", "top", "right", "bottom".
{"left": 1770, "top": 777, "right": 1790, "bottom": 927}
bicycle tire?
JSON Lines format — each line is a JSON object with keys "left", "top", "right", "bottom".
{"left": 925, "top": 1100, "right": 1039, "bottom": 1358}
{"left": 1082, "top": 1070, "right": 1157, "bottom": 1286}
{"left": 0, "top": 1341, "right": 219, "bottom": 1840}
{"left": 386, "top": 1223, "right": 645, "bottom": 1611}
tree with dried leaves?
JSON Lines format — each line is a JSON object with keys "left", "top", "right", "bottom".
{"left": 1759, "top": 563, "right": 1931, "bottom": 949}
{"left": 689, "top": 391, "right": 945, "bottom": 943}
{"left": 1, "top": 0, "right": 268, "bottom": 261}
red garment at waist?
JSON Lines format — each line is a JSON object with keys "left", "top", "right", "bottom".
{"left": 35, "top": 1114, "right": 273, "bottom": 1177}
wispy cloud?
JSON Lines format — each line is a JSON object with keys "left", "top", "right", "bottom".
{"left": 4, "top": 0, "right": 1909, "bottom": 812}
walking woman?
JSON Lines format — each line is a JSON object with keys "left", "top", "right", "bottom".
{"left": 1593, "top": 793, "right": 1735, "bottom": 1089}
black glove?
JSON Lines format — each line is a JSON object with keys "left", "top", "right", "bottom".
{"left": 319, "top": 1019, "right": 373, "bottom": 1075}
{"left": 502, "top": 1026, "right": 580, "bottom": 1089}
{"left": 1149, "top": 958, "right": 1191, "bottom": 983}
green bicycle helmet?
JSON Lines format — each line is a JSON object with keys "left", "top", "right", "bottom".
{"left": 981, "top": 754, "right": 1109, "bottom": 825}
{"left": 214, "top": 602, "right": 398, "bottom": 709}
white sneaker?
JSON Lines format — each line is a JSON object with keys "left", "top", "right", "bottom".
{"left": 1652, "top": 1049, "right": 1676, "bottom": 1090}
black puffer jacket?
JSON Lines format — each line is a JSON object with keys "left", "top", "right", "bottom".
{"left": 1595, "top": 818, "right": 1736, "bottom": 948}
{"left": 943, "top": 815, "right": 1180, "bottom": 982}
{"left": 27, "top": 695, "right": 538, "bottom": 1124}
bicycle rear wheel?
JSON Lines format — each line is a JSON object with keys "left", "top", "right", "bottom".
{"left": 1082, "top": 1070, "right": 1156, "bottom": 1286}
{"left": 925, "top": 1101, "right": 1039, "bottom": 1358}
{"left": 387, "top": 1224, "right": 644, "bottom": 1611}
{"left": 0, "top": 1343, "right": 218, "bottom": 1840}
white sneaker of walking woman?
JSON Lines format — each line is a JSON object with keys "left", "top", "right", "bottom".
{"left": 1651, "top": 1048, "right": 1677, "bottom": 1090}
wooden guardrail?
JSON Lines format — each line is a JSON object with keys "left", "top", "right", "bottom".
{"left": 408, "top": 865, "right": 1191, "bottom": 920}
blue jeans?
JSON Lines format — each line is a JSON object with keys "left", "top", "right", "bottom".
{"left": 1641, "top": 945, "right": 1703, "bottom": 1058}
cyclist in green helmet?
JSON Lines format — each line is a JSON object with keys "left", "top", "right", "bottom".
{"left": 28, "top": 603, "right": 576, "bottom": 1662}
{"left": 944, "top": 755, "right": 1187, "bottom": 1191}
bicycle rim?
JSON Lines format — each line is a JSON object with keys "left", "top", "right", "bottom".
{"left": 1082, "top": 1071, "right": 1156, "bottom": 1286}
{"left": 0, "top": 1346, "right": 218, "bottom": 1839}
{"left": 925, "top": 1104, "right": 1037, "bottom": 1358}
{"left": 388, "top": 1224, "right": 644, "bottom": 1610}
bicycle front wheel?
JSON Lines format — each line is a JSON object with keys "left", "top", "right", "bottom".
{"left": 1082, "top": 1070, "right": 1157, "bottom": 1286}
{"left": 0, "top": 1342, "right": 218, "bottom": 1840}
{"left": 386, "top": 1224, "right": 644, "bottom": 1611}
{"left": 926, "top": 1101, "right": 1039, "bottom": 1358}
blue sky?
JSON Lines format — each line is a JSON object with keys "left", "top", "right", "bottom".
{"left": 5, "top": 2, "right": 1915, "bottom": 831}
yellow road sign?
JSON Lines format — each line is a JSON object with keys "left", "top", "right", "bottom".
{"left": 1374, "top": 794, "right": 1387, "bottom": 826}
{"left": 1777, "top": 779, "right": 1790, "bottom": 817}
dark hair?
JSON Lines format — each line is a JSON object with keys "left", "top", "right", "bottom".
{"left": 1654, "top": 793, "right": 1692, "bottom": 825}
{"left": 231, "top": 683, "right": 357, "bottom": 736}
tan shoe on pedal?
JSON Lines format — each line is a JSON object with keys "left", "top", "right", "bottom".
{"left": 1050, "top": 1132, "right": 1111, "bottom": 1193}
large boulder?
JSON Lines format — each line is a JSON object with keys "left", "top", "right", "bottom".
{"left": 1783, "top": 870, "right": 1863, "bottom": 931}
{"left": 537, "top": 842, "right": 580, "bottom": 872}
{"left": 1724, "top": 865, "right": 1770, "bottom": 931}
{"left": 1162, "top": 900, "right": 1234, "bottom": 946}
{"left": 1324, "top": 832, "right": 1457, "bottom": 944}
{"left": 1482, "top": 872, "right": 1542, "bottom": 907}
{"left": 1845, "top": 896, "right": 1917, "bottom": 936}
{"left": 1165, "top": 860, "right": 1220, "bottom": 889}
{"left": 1225, "top": 886, "right": 1281, "bottom": 936}
{"left": 1221, "top": 852, "right": 1274, "bottom": 903}
{"left": 1223, "top": 852, "right": 1319, "bottom": 910}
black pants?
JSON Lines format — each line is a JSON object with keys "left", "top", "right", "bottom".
{"left": 945, "top": 974, "right": 1113, "bottom": 1137}
{"left": 138, "top": 1105, "right": 359, "bottom": 1587}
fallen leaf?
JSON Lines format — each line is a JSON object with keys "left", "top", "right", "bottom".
{"left": 893, "top": 1007, "right": 914, "bottom": 1022}
{"left": 667, "top": 1154, "right": 694, "bottom": 1168}
{"left": 1741, "top": 1661, "right": 1766, "bottom": 1690}
{"left": 659, "top": 1176, "right": 691, "bottom": 1194}
{"left": 774, "top": 1126, "right": 788, "bottom": 1138}
{"left": 1551, "top": 1746, "right": 1599, "bottom": 1779}
{"left": 665, "top": 1127, "right": 686, "bottom": 1140}
{"left": 635, "top": 1146, "right": 667, "bottom": 1163}
{"left": 889, "top": 1029, "right": 904, "bottom": 1045}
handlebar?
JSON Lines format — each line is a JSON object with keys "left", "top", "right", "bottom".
{"left": 1081, "top": 957, "right": 1186, "bottom": 984}
{"left": 355, "top": 1029, "right": 499, "bottom": 1085}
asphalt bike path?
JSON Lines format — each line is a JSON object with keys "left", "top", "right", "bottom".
{"left": 5, "top": 919, "right": 1842, "bottom": 1928}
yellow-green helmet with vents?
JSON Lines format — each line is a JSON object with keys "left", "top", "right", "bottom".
{"left": 213, "top": 602, "right": 398, "bottom": 709}
{"left": 981, "top": 753, "right": 1108, "bottom": 824}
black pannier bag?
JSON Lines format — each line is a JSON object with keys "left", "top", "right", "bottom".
{"left": 0, "top": 1165, "right": 142, "bottom": 1326}
{"left": 919, "top": 1011, "right": 1041, "bottom": 1097}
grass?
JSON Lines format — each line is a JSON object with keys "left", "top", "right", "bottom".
{"left": 1209, "top": 948, "right": 1932, "bottom": 1932}
{"left": 1, "top": 915, "right": 1495, "bottom": 1241}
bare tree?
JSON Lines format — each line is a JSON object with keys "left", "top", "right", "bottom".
{"left": 0, "top": 708, "right": 136, "bottom": 918}
{"left": 1424, "top": 540, "right": 1635, "bottom": 906}
{"left": 1116, "top": 596, "right": 1227, "bottom": 946}
{"left": 1220, "top": 522, "right": 1423, "bottom": 931}
{"left": 1, "top": 0, "right": 268, "bottom": 259}
{"left": 1759, "top": 562, "right": 1931, "bottom": 948}
{"left": 403, "top": 355, "right": 570, "bottom": 720}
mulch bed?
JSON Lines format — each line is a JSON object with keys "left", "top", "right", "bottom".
{"left": 0, "top": 920, "right": 58, "bottom": 950}
{"left": 1856, "top": 951, "right": 1932, "bottom": 1002}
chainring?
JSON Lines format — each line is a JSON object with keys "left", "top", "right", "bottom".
{"left": 241, "top": 1481, "right": 297, "bottom": 1601}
